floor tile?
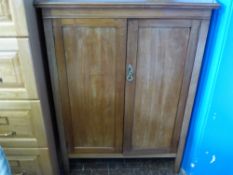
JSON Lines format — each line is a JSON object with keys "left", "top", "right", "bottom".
{"left": 108, "top": 159, "right": 127, "bottom": 170}
{"left": 133, "top": 168, "right": 152, "bottom": 175}
{"left": 71, "top": 170, "right": 91, "bottom": 175}
{"left": 91, "top": 169, "right": 108, "bottom": 175}
{"left": 82, "top": 160, "right": 109, "bottom": 170}
{"left": 70, "top": 158, "right": 176, "bottom": 175}
{"left": 109, "top": 169, "right": 134, "bottom": 175}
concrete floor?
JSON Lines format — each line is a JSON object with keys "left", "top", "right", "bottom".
{"left": 70, "top": 158, "right": 176, "bottom": 175}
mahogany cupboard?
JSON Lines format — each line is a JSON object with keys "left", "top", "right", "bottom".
{"left": 36, "top": 0, "right": 219, "bottom": 173}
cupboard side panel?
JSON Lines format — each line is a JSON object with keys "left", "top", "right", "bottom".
{"left": 43, "top": 19, "right": 70, "bottom": 173}
{"left": 175, "top": 20, "right": 210, "bottom": 172}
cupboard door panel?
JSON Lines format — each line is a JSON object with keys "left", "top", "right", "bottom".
{"left": 124, "top": 19, "right": 194, "bottom": 154}
{"left": 53, "top": 19, "right": 126, "bottom": 154}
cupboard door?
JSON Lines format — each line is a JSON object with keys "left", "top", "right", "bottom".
{"left": 124, "top": 19, "right": 199, "bottom": 155}
{"left": 53, "top": 19, "right": 126, "bottom": 154}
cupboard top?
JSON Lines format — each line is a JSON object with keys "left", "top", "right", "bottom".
{"left": 35, "top": 0, "right": 219, "bottom": 9}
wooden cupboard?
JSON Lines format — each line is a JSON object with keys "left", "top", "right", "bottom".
{"left": 36, "top": 0, "right": 219, "bottom": 173}
{"left": 0, "top": 0, "right": 59, "bottom": 174}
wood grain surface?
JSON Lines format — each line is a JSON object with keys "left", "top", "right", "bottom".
{"left": 124, "top": 19, "right": 191, "bottom": 155}
{"left": 53, "top": 19, "right": 126, "bottom": 154}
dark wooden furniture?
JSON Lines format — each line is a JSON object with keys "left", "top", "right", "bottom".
{"left": 35, "top": 0, "right": 219, "bottom": 173}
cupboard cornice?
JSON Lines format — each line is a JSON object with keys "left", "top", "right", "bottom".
{"left": 35, "top": 0, "right": 219, "bottom": 9}
{"left": 41, "top": 8, "right": 212, "bottom": 19}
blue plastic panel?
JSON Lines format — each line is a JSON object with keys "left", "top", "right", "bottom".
{"left": 181, "top": 0, "right": 233, "bottom": 175}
